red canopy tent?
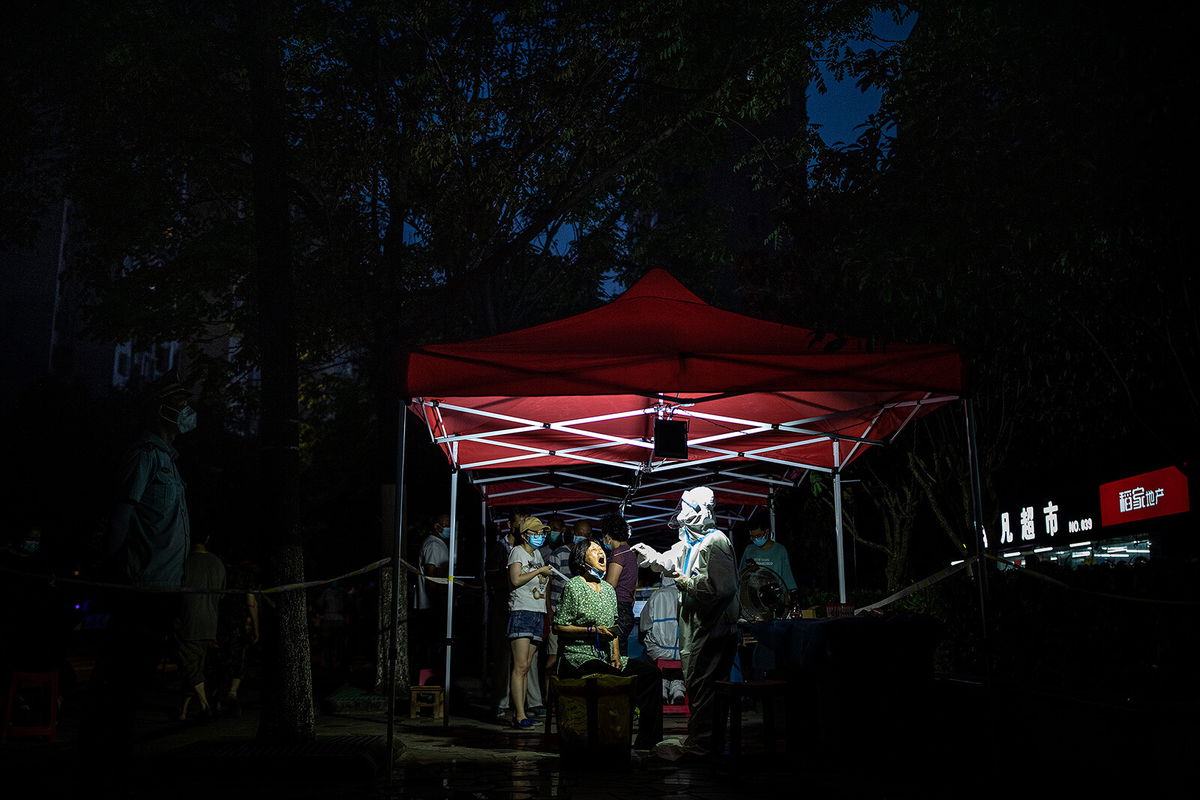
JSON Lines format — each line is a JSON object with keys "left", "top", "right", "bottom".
{"left": 390, "top": 269, "right": 977, "bottom": 725}
{"left": 401, "top": 268, "right": 963, "bottom": 529}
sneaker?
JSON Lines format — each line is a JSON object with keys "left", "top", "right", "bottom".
{"left": 512, "top": 717, "right": 542, "bottom": 730}
{"left": 526, "top": 705, "right": 546, "bottom": 718}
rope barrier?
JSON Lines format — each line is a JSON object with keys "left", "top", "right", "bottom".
{"left": 983, "top": 553, "right": 1200, "bottom": 607}
{"left": 853, "top": 552, "right": 1200, "bottom": 614}
{"left": 0, "top": 555, "right": 483, "bottom": 597}
{"left": 854, "top": 557, "right": 976, "bottom": 614}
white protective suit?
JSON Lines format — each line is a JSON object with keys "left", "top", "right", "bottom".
{"left": 639, "top": 576, "right": 686, "bottom": 702}
{"left": 633, "top": 487, "right": 739, "bottom": 757}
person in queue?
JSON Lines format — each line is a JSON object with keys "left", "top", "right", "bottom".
{"left": 506, "top": 516, "right": 553, "bottom": 728}
{"left": 600, "top": 512, "right": 637, "bottom": 657}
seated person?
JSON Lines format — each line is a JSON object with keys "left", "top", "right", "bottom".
{"left": 553, "top": 538, "right": 662, "bottom": 750}
{"left": 639, "top": 574, "right": 685, "bottom": 704}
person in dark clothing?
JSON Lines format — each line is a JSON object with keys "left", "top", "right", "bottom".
{"left": 601, "top": 512, "right": 637, "bottom": 657}
{"left": 175, "top": 536, "right": 226, "bottom": 720}
{"left": 213, "top": 559, "right": 260, "bottom": 717}
{"left": 77, "top": 373, "right": 197, "bottom": 787}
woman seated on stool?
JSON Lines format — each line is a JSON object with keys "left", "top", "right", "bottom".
{"left": 553, "top": 538, "right": 662, "bottom": 750}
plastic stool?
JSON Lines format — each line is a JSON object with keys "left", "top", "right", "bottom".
{"left": 3, "top": 671, "right": 59, "bottom": 743}
{"left": 409, "top": 684, "right": 444, "bottom": 719}
{"left": 655, "top": 659, "right": 690, "bottom": 716}
{"left": 712, "top": 679, "right": 788, "bottom": 757}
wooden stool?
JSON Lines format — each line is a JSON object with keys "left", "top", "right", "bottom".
{"left": 655, "top": 659, "right": 690, "bottom": 716}
{"left": 3, "top": 671, "right": 59, "bottom": 743}
{"left": 409, "top": 684, "right": 444, "bottom": 719}
{"left": 712, "top": 679, "right": 788, "bottom": 757}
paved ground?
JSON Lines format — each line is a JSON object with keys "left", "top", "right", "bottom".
{"left": 2, "top": 675, "right": 1191, "bottom": 799}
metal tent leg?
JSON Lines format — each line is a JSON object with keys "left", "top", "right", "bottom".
{"left": 443, "top": 469, "right": 460, "bottom": 726}
{"left": 962, "top": 398, "right": 991, "bottom": 676}
{"left": 833, "top": 441, "right": 847, "bottom": 604}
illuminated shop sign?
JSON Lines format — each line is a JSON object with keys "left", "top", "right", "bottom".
{"left": 998, "top": 499, "right": 1095, "bottom": 547}
{"left": 1099, "top": 467, "right": 1190, "bottom": 527}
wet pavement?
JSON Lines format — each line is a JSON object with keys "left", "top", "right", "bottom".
{"left": 2, "top": 676, "right": 1191, "bottom": 799}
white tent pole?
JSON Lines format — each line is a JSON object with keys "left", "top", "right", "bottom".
{"left": 480, "top": 499, "right": 489, "bottom": 694}
{"left": 768, "top": 487, "right": 777, "bottom": 539}
{"left": 833, "top": 441, "right": 847, "bottom": 603}
{"left": 386, "top": 403, "right": 408, "bottom": 764}
{"left": 444, "top": 468, "right": 460, "bottom": 726}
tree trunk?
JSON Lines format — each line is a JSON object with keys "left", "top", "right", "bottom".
{"left": 241, "top": 0, "right": 315, "bottom": 743}
{"left": 376, "top": 483, "right": 410, "bottom": 697}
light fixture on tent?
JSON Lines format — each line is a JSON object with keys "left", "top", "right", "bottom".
{"left": 653, "top": 418, "right": 689, "bottom": 459}
{"left": 738, "top": 564, "right": 789, "bottom": 621}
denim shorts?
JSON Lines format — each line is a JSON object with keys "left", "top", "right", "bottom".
{"left": 506, "top": 610, "right": 545, "bottom": 643}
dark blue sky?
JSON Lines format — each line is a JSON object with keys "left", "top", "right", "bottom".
{"left": 808, "top": 9, "right": 915, "bottom": 147}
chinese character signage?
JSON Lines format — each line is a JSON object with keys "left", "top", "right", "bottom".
{"left": 997, "top": 498, "right": 1093, "bottom": 547}
{"left": 1099, "top": 466, "right": 1190, "bottom": 527}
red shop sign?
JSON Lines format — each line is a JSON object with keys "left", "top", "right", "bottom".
{"left": 1099, "top": 466, "right": 1190, "bottom": 527}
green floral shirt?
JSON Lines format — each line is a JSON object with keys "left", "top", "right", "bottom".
{"left": 553, "top": 575, "right": 628, "bottom": 669}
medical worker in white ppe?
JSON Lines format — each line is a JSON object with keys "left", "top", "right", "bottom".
{"left": 638, "top": 574, "right": 686, "bottom": 704}
{"left": 631, "top": 486, "right": 739, "bottom": 760}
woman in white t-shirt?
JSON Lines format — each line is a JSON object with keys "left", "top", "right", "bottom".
{"left": 506, "top": 516, "right": 553, "bottom": 728}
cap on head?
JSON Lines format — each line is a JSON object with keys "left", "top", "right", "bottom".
{"left": 139, "top": 369, "right": 191, "bottom": 416}
{"left": 518, "top": 516, "right": 551, "bottom": 535}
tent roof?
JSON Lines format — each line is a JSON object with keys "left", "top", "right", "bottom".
{"left": 402, "top": 269, "right": 964, "bottom": 398}
{"left": 399, "top": 269, "right": 964, "bottom": 533}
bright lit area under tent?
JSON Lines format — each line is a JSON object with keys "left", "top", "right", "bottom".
{"left": 390, "top": 268, "right": 978, "bottom": 725}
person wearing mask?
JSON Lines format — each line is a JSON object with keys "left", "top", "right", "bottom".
{"left": 601, "top": 513, "right": 637, "bottom": 657}
{"left": 739, "top": 521, "right": 797, "bottom": 598}
{"left": 553, "top": 538, "right": 663, "bottom": 750}
{"left": 631, "top": 486, "right": 739, "bottom": 761}
{"left": 79, "top": 373, "right": 197, "bottom": 788}
{"left": 539, "top": 514, "right": 565, "bottom": 563}
{"left": 638, "top": 574, "right": 685, "bottom": 704}
{"left": 414, "top": 513, "right": 451, "bottom": 681}
{"left": 489, "top": 510, "right": 545, "bottom": 722}
{"left": 506, "top": 516, "right": 553, "bottom": 728}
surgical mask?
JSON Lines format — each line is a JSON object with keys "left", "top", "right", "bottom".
{"left": 528, "top": 534, "right": 547, "bottom": 548}
{"left": 587, "top": 565, "right": 605, "bottom": 581}
{"left": 438, "top": 526, "right": 450, "bottom": 540}
{"left": 573, "top": 535, "right": 587, "bottom": 544}
{"left": 601, "top": 540, "right": 612, "bottom": 552}
{"left": 163, "top": 403, "right": 198, "bottom": 434}
{"left": 751, "top": 535, "right": 768, "bottom": 547}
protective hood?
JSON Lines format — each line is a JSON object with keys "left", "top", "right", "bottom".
{"left": 669, "top": 486, "right": 716, "bottom": 536}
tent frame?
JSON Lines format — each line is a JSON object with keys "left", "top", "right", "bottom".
{"left": 386, "top": 270, "right": 987, "bottom": 729}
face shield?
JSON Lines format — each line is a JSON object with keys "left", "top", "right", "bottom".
{"left": 669, "top": 486, "right": 716, "bottom": 541}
